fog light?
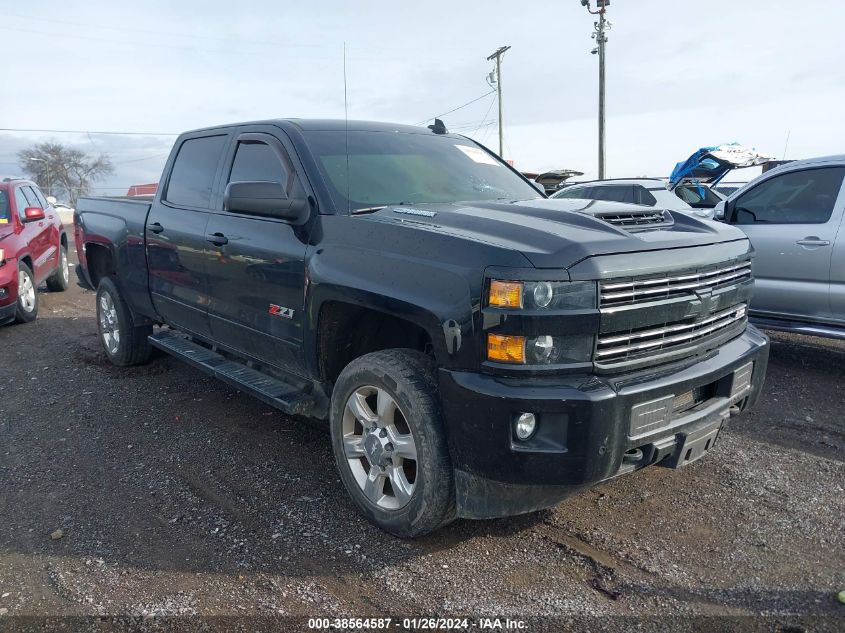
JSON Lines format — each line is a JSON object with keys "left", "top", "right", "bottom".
{"left": 514, "top": 412, "right": 537, "bottom": 440}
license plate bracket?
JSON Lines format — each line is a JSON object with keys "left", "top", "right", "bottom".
{"left": 661, "top": 414, "right": 726, "bottom": 469}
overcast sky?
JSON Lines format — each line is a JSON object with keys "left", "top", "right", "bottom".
{"left": 1, "top": 0, "right": 843, "bottom": 196}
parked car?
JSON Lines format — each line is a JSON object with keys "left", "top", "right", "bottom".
{"left": 714, "top": 155, "right": 845, "bottom": 339}
{"left": 669, "top": 143, "right": 773, "bottom": 212}
{"left": 74, "top": 119, "right": 769, "bottom": 537}
{"left": 0, "top": 179, "right": 70, "bottom": 324}
{"left": 550, "top": 178, "right": 713, "bottom": 217}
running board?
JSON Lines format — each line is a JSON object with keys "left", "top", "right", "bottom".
{"left": 149, "top": 331, "right": 315, "bottom": 416}
{"left": 751, "top": 316, "right": 845, "bottom": 341}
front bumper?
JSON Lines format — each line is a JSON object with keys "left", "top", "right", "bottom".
{"left": 438, "top": 326, "right": 769, "bottom": 519}
{"left": 0, "top": 260, "right": 18, "bottom": 324}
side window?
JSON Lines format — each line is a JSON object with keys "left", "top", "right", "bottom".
{"left": 555, "top": 186, "right": 591, "bottom": 199}
{"left": 165, "top": 135, "right": 228, "bottom": 208}
{"left": 0, "top": 191, "right": 9, "bottom": 222}
{"left": 635, "top": 186, "right": 657, "bottom": 206}
{"left": 22, "top": 186, "right": 43, "bottom": 208}
{"left": 14, "top": 187, "right": 30, "bottom": 220}
{"left": 31, "top": 186, "right": 49, "bottom": 208}
{"left": 228, "top": 141, "right": 290, "bottom": 190}
{"left": 731, "top": 167, "right": 845, "bottom": 225}
{"left": 593, "top": 185, "right": 634, "bottom": 204}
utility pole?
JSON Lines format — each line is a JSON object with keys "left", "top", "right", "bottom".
{"left": 581, "top": 0, "right": 611, "bottom": 179}
{"left": 486, "top": 45, "right": 511, "bottom": 158}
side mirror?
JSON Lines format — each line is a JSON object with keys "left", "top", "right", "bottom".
{"left": 23, "top": 207, "right": 45, "bottom": 222}
{"left": 46, "top": 196, "right": 57, "bottom": 205}
{"left": 223, "top": 181, "right": 308, "bottom": 223}
{"left": 531, "top": 181, "right": 547, "bottom": 196}
{"left": 713, "top": 200, "right": 726, "bottom": 221}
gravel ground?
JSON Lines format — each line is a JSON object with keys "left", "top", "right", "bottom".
{"left": 0, "top": 246, "right": 843, "bottom": 632}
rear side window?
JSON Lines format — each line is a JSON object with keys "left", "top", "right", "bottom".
{"left": 165, "top": 135, "right": 228, "bottom": 208}
{"left": 228, "top": 141, "right": 290, "bottom": 187}
{"left": 730, "top": 167, "right": 845, "bottom": 224}
{"left": 591, "top": 185, "right": 636, "bottom": 204}
{"left": 31, "top": 186, "right": 49, "bottom": 208}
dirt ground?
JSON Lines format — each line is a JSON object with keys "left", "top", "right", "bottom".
{"left": 0, "top": 246, "right": 843, "bottom": 632}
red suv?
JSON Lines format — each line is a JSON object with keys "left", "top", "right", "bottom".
{"left": 0, "top": 179, "right": 69, "bottom": 324}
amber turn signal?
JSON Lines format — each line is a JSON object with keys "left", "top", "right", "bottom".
{"left": 487, "top": 334, "right": 526, "bottom": 363}
{"left": 488, "top": 280, "right": 523, "bottom": 308}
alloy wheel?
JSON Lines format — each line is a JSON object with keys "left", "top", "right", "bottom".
{"left": 18, "top": 271, "right": 35, "bottom": 312}
{"left": 342, "top": 386, "right": 418, "bottom": 510}
{"left": 99, "top": 292, "right": 120, "bottom": 354}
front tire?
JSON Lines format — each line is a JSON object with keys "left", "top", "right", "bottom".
{"left": 46, "top": 244, "right": 70, "bottom": 292}
{"left": 14, "top": 262, "right": 38, "bottom": 324}
{"left": 96, "top": 277, "right": 152, "bottom": 366}
{"left": 330, "top": 349, "right": 454, "bottom": 538}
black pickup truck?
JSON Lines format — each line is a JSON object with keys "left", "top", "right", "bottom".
{"left": 74, "top": 119, "right": 769, "bottom": 537}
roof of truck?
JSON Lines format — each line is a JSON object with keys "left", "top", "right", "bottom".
{"left": 182, "top": 119, "right": 438, "bottom": 136}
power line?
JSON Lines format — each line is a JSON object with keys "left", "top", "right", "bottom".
{"left": 0, "top": 128, "right": 178, "bottom": 136}
{"left": 414, "top": 90, "right": 496, "bottom": 126}
{"left": 468, "top": 95, "right": 498, "bottom": 138}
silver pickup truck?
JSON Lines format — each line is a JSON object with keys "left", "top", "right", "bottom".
{"left": 715, "top": 155, "right": 845, "bottom": 339}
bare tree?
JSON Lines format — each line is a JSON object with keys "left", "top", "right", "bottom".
{"left": 18, "top": 141, "right": 113, "bottom": 206}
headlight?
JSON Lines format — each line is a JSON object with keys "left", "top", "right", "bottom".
{"left": 488, "top": 333, "right": 594, "bottom": 365}
{"left": 488, "top": 280, "right": 596, "bottom": 310}
{"left": 0, "top": 248, "right": 5, "bottom": 266}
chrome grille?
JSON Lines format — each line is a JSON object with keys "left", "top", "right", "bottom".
{"left": 596, "top": 210, "right": 668, "bottom": 228}
{"left": 600, "top": 260, "right": 752, "bottom": 308}
{"left": 597, "top": 304, "right": 747, "bottom": 363}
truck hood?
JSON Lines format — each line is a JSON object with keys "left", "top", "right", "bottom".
{"left": 362, "top": 198, "right": 748, "bottom": 269}
{"left": 0, "top": 224, "right": 13, "bottom": 242}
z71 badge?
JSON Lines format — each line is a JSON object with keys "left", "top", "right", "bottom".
{"left": 269, "top": 304, "right": 295, "bottom": 319}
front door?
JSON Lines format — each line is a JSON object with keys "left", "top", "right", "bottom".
{"left": 146, "top": 133, "right": 230, "bottom": 339}
{"left": 17, "top": 185, "right": 54, "bottom": 282}
{"left": 204, "top": 131, "right": 310, "bottom": 376}
{"left": 727, "top": 165, "right": 845, "bottom": 322}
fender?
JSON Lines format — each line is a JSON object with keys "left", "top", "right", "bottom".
{"left": 78, "top": 209, "right": 157, "bottom": 325}
{"left": 304, "top": 245, "right": 479, "bottom": 378}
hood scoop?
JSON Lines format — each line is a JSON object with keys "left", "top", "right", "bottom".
{"left": 592, "top": 209, "right": 673, "bottom": 230}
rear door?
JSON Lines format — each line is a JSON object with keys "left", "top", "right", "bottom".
{"left": 204, "top": 129, "right": 310, "bottom": 376}
{"left": 146, "top": 133, "right": 230, "bottom": 339}
{"left": 727, "top": 165, "right": 845, "bottom": 322}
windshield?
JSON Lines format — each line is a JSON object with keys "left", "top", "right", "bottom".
{"left": 303, "top": 130, "right": 541, "bottom": 212}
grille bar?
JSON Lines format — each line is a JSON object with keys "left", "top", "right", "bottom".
{"left": 600, "top": 260, "right": 751, "bottom": 308}
{"left": 597, "top": 304, "right": 747, "bottom": 360}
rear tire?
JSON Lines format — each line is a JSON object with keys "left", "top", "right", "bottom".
{"left": 14, "top": 262, "right": 38, "bottom": 324}
{"left": 46, "top": 244, "right": 70, "bottom": 292}
{"left": 96, "top": 277, "right": 152, "bottom": 366}
{"left": 330, "top": 349, "right": 455, "bottom": 538}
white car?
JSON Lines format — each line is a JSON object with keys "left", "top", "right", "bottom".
{"left": 552, "top": 178, "right": 718, "bottom": 218}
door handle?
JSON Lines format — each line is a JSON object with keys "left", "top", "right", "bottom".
{"left": 148, "top": 222, "right": 164, "bottom": 234}
{"left": 796, "top": 238, "right": 830, "bottom": 247}
{"left": 206, "top": 232, "right": 229, "bottom": 246}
